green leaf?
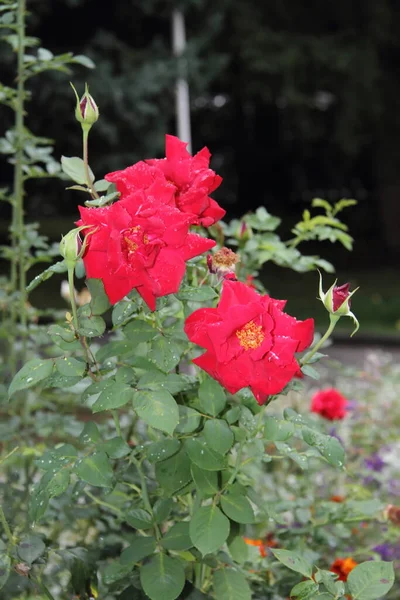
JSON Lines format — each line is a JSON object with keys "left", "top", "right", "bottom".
{"left": 17, "top": 535, "right": 46, "bottom": 565}
{"left": 302, "top": 428, "right": 345, "bottom": 468}
{"left": 100, "top": 436, "right": 131, "bottom": 459}
{"left": 120, "top": 535, "right": 156, "bottom": 565}
{"left": 153, "top": 498, "right": 173, "bottom": 524}
{"left": 315, "top": 569, "right": 337, "bottom": 595}
{"left": 86, "top": 278, "right": 111, "bottom": 315}
{"left": 0, "top": 554, "right": 11, "bottom": 590}
{"left": 185, "top": 438, "right": 227, "bottom": 471}
{"left": 146, "top": 439, "right": 181, "bottom": 463}
{"left": 125, "top": 508, "right": 153, "bottom": 530}
{"left": 228, "top": 536, "right": 249, "bottom": 564}
{"left": 175, "top": 406, "right": 202, "bottom": 434}
{"left": 225, "top": 406, "right": 241, "bottom": 425}
{"left": 101, "top": 559, "right": 132, "bottom": 585}
{"left": 274, "top": 442, "right": 308, "bottom": 469}
{"left": 177, "top": 286, "right": 218, "bottom": 301}
{"left": 213, "top": 568, "right": 252, "bottom": 600}
{"left": 132, "top": 389, "right": 179, "bottom": 435}
{"left": 191, "top": 464, "right": 219, "bottom": 497}
{"left": 290, "top": 580, "right": 319, "bottom": 599}
{"left": 198, "top": 377, "right": 226, "bottom": 416}
{"left": 96, "top": 340, "right": 133, "bottom": 363}
{"left": 92, "top": 382, "right": 133, "bottom": 413}
{"left": 36, "top": 444, "right": 78, "bottom": 471}
{"left": 347, "top": 561, "right": 395, "bottom": 600}
{"left": 8, "top": 358, "right": 54, "bottom": 398}
{"left": 74, "top": 451, "right": 113, "bottom": 488}
{"left": 264, "top": 417, "right": 294, "bottom": 441}
{"left": 220, "top": 492, "right": 255, "bottom": 524}
{"left": 204, "top": 419, "right": 234, "bottom": 454}
{"left": 77, "top": 314, "right": 106, "bottom": 337}
{"left": 301, "top": 364, "right": 320, "bottom": 380}
{"left": 189, "top": 505, "right": 230, "bottom": 555}
{"left": 61, "top": 155, "right": 94, "bottom": 185}
{"left": 46, "top": 469, "right": 70, "bottom": 498}
{"left": 140, "top": 554, "right": 185, "bottom": 600}
{"left": 155, "top": 448, "right": 192, "bottom": 495}
{"left": 112, "top": 301, "right": 138, "bottom": 327}
{"left": 148, "top": 336, "right": 182, "bottom": 373}
{"left": 26, "top": 260, "right": 67, "bottom": 292}
{"left": 55, "top": 356, "right": 86, "bottom": 377}
{"left": 137, "top": 371, "right": 189, "bottom": 395}
{"left": 271, "top": 549, "right": 313, "bottom": 578}
{"left": 123, "top": 318, "right": 157, "bottom": 342}
{"left": 161, "top": 522, "right": 192, "bottom": 551}
{"left": 79, "top": 421, "right": 101, "bottom": 445}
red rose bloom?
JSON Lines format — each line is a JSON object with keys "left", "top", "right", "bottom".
{"left": 333, "top": 283, "right": 351, "bottom": 312}
{"left": 184, "top": 279, "right": 314, "bottom": 404}
{"left": 310, "top": 388, "right": 348, "bottom": 420}
{"left": 77, "top": 191, "right": 215, "bottom": 309}
{"left": 106, "top": 135, "right": 225, "bottom": 227}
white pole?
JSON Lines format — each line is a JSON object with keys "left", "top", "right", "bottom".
{"left": 171, "top": 9, "right": 192, "bottom": 153}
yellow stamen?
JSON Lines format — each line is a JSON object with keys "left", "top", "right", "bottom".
{"left": 236, "top": 320, "right": 264, "bottom": 350}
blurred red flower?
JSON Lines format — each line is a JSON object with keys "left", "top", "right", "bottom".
{"left": 106, "top": 134, "right": 225, "bottom": 227}
{"left": 330, "top": 557, "right": 358, "bottom": 581}
{"left": 78, "top": 192, "right": 215, "bottom": 309}
{"left": 184, "top": 279, "right": 314, "bottom": 404}
{"left": 311, "top": 388, "right": 348, "bottom": 420}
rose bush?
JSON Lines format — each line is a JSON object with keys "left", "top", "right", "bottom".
{"left": 0, "top": 27, "right": 396, "bottom": 598}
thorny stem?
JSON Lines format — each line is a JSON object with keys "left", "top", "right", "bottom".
{"left": 300, "top": 314, "right": 339, "bottom": 367}
{"left": 82, "top": 127, "right": 99, "bottom": 199}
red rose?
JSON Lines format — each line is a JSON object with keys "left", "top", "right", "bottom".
{"left": 184, "top": 279, "right": 314, "bottom": 404}
{"left": 77, "top": 191, "right": 215, "bottom": 309}
{"left": 106, "top": 135, "right": 225, "bottom": 227}
{"left": 310, "top": 388, "right": 348, "bottom": 420}
{"left": 332, "top": 283, "right": 351, "bottom": 312}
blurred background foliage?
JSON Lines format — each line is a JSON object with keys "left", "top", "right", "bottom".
{"left": 1, "top": 0, "right": 400, "bottom": 332}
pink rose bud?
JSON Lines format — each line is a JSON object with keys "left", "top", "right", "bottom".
{"left": 318, "top": 272, "right": 359, "bottom": 336}
{"left": 71, "top": 82, "right": 99, "bottom": 128}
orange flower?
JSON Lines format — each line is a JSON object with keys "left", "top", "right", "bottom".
{"left": 243, "top": 537, "right": 267, "bottom": 557}
{"left": 243, "top": 534, "right": 278, "bottom": 558}
{"left": 330, "top": 495, "right": 345, "bottom": 503}
{"left": 330, "top": 557, "right": 358, "bottom": 581}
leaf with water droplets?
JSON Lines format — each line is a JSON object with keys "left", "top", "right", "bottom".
{"left": 8, "top": 358, "right": 54, "bottom": 398}
{"left": 91, "top": 382, "right": 133, "bottom": 413}
{"left": 132, "top": 389, "right": 179, "bottom": 435}
{"left": 148, "top": 337, "right": 183, "bottom": 373}
{"left": 302, "top": 427, "right": 345, "bottom": 468}
{"left": 264, "top": 416, "right": 294, "bottom": 441}
{"left": 74, "top": 451, "right": 114, "bottom": 487}
{"left": 55, "top": 356, "right": 86, "bottom": 377}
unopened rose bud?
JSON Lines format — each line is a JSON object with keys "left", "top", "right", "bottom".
{"left": 236, "top": 220, "right": 252, "bottom": 242}
{"left": 59, "top": 225, "right": 91, "bottom": 269}
{"left": 71, "top": 82, "right": 99, "bottom": 129}
{"left": 318, "top": 272, "right": 359, "bottom": 336}
{"left": 207, "top": 247, "right": 240, "bottom": 278}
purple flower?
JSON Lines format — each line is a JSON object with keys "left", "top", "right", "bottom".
{"left": 388, "top": 479, "right": 400, "bottom": 496}
{"left": 373, "top": 543, "right": 400, "bottom": 561}
{"left": 364, "top": 453, "right": 386, "bottom": 472}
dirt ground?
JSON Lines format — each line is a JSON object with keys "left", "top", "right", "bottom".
{"left": 324, "top": 342, "right": 400, "bottom": 369}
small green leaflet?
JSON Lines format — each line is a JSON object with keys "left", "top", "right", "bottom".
{"left": 140, "top": 554, "right": 185, "bottom": 600}
{"left": 132, "top": 389, "right": 179, "bottom": 435}
{"left": 8, "top": 358, "right": 54, "bottom": 398}
{"left": 213, "top": 568, "right": 252, "bottom": 600}
{"left": 189, "top": 504, "right": 230, "bottom": 555}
